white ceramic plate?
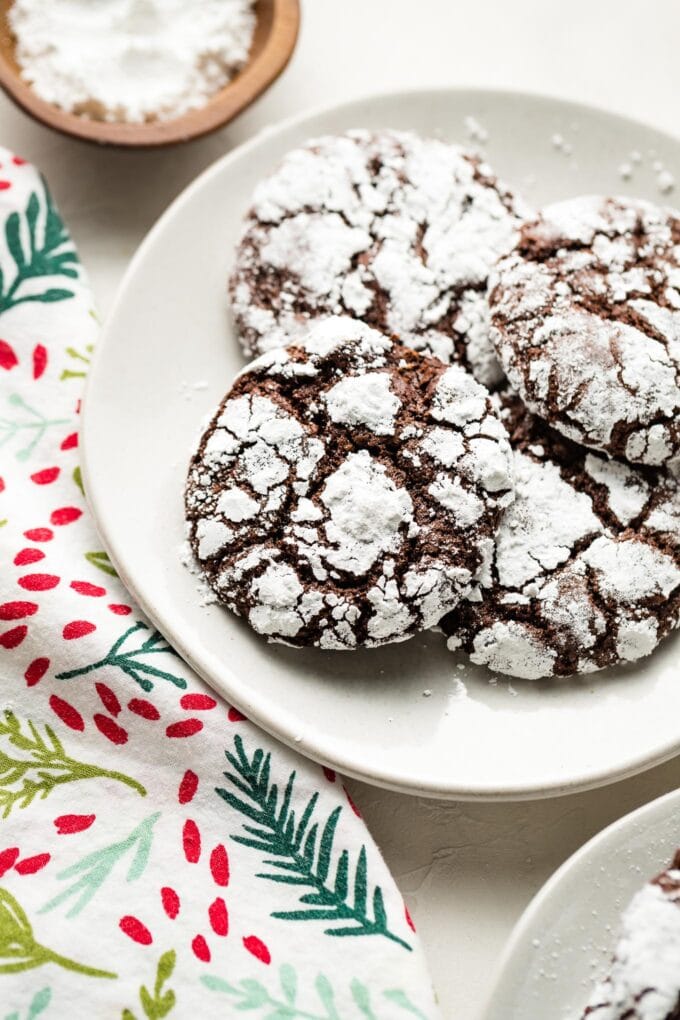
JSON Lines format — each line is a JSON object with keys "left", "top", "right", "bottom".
{"left": 483, "top": 786, "right": 680, "bottom": 1019}
{"left": 82, "top": 88, "right": 680, "bottom": 800}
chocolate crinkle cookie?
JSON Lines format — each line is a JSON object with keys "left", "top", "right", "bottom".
{"left": 229, "top": 129, "right": 530, "bottom": 389}
{"left": 489, "top": 195, "right": 680, "bottom": 467}
{"left": 185, "top": 317, "right": 514, "bottom": 650}
{"left": 580, "top": 850, "right": 680, "bottom": 1020}
{"left": 441, "top": 393, "right": 680, "bottom": 679}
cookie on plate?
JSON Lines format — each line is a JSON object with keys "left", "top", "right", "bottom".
{"left": 185, "top": 317, "right": 514, "bottom": 649}
{"left": 489, "top": 196, "right": 680, "bottom": 467}
{"left": 229, "top": 129, "right": 530, "bottom": 389}
{"left": 441, "top": 394, "right": 680, "bottom": 679}
{"left": 581, "top": 850, "right": 680, "bottom": 1019}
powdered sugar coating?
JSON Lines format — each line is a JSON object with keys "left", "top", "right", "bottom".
{"left": 185, "top": 317, "right": 514, "bottom": 649}
{"left": 581, "top": 855, "right": 680, "bottom": 1019}
{"left": 441, "top": 394, "right": 680, "bottom": 679}
{"left": 489, "top": 196, "right": 680, "bottom": 466}
{"left": 230, "top": 130, "right": 530, "bottom": 388}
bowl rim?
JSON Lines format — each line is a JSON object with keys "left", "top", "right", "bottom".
{"left": 0, "top": 0, "right": 300, "bottom": 147}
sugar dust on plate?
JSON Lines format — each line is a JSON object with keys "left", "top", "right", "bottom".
{"left": 9, "top": 0, "right": 256, "bottom": 123}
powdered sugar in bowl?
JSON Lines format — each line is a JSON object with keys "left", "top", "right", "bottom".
{"left": 0, "top": 0, "right": 299, "bottom": 146}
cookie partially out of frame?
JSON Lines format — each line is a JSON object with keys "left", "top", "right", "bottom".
{"left": 441, "top": 393, "right": 680, "bottom": 679}
{"left": 185, "top": 317, "right": 514, "bottom": 649}
{"left": 581, "top": 850, "right": 680, "bottom": 1019}
{"left": 489, "top": 196, "right": 680, "bottom": 467}
{"left": 230, "top": 129, "right": 530, "bottom": 389}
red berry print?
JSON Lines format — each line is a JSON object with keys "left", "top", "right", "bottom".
{"left": 0, "top": 339, "right": 18, "bottom": 371}
{"left": 0, "top": 476, "right": 4, "bottom": 493}
{"left": 243, "top": 935, "right": 270, "bottom": 965}
{"left": 32, "top": 344, "right": 47, "bottom": 379}
{"left": 344, "top": 788, "right": 362, "bottom": 818}
{"left": 95, "top": 682, "right": 121, "bottom": 716}
{"left": 161, "top": 886, "right": 180, "bottom": 920}
{"left": 209, "top": 897, "right": 228, "bottom": 937}
{"left": 60, "top": 432, "right": 78, "bottom": 451}
{"left": 93, "top": 714, "right": 128, "bottom": 745}
{"left": 405, "top": 905, "right": 416, "bottom": 932}
{"left": 228, "top": 707, "right": 247, "bottom": 723}
{"left": 14, "top": 548, "right": 44, "bottom": 566}
{"left": 191, "top": 935, "right": 210, "bottom": 962}
{"left": 178, "top": 770, "right": 198, "bottom": 805}
{"left": 15, "top": 853, "right": 50, "bottom": 875}
{"left": 182, "top": 819, "right": 201, "bottom": 863}
{"left": 179, "top": 693, "right": 216, "bottom": 711}
{"left": 0, "top": 181, "right": 12, "bottom": 191}
{"left": 119, "top": 916, "right": 153, "bottom": 945}
{"left": 108, "top": 603, "right": 131, "bottom": 616}
{"left": 63, "top": 620, "right": 96, "bottom": 640}
{"left": 0, "top": 625, "right": 27, "bottom": 649}
{"left": 0, "top": 847, "right": 19, "bottom": 877}
{"left": 12, "top": 156, "right": 26, "bottom": 165}
{"left": 54, "top": 814, "right": 95, "bottom": 835}
{"left": 0, "top": 601, "right": 38, "bottom": 620}
{"left": 30, "top": 467, "right": 60, "bottom": 486}
{"left": 70, "top": 581, "right": 106, "bottom": 597}
{"left": 23, "top": 528, "right": 53, "bottom": 542}
{"left": 128, "top": 698, "right": 160, "bottom": 721}
{"left": 49, "top": 695, "right": 84, "bottom": 731}
{"left": 18, "top": 573, "right": 59, "bottom": 590}
{"left": 25, "top": 657, "right": 49, "bottom": 687}
{"left": 322, "top": 767, "right": 336, "bottom": 783}
{"left": 210, "top": 844, "right": 229, "bottom": 887}
{"left": 166, "top": 719, "right": 203, "bottom": 739}
{"left": 50, "top": 507, "right": 82, "bottom": 527}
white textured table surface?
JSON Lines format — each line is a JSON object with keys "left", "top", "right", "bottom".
{"left": 3, "top": 2, "right": 678, "bottom": 1016}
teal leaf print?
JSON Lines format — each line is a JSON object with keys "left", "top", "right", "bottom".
{"left": 0, "top": 393, "right": 69, "bottom": 461}
{"left": 55, "top": 621, "right": 185, "bottom": 692}
{"left": 0, "top": 182, "right": 80, "bottom": 316}
{"left": 3, "top": 985, "right": 51, "bottom": 1020}
{"left": 215, "top": 736, "right": 411, "bottom": 950}
{"left": 0, "top": 711, "right": 146, "bottom": 819}
{"left": 40, "top": 812, "right": 160, "bottom": 918}
{"left": 201, "top": 966, "right": 430, "bottom": 1018}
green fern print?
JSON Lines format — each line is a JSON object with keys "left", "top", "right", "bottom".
{"left": 0, "top": 182, "right": 79, "bottom": 316}
{"left": 0, "top": 711, "right": 146, "bottom": 818}
{"left": 55, "top": 621, "right": 185, "bottom": 692}
{"left": 84, "top": 550, "right": 117, "bottom": 577}
{"left": 40, "top": 812, "right": 159, "bottom": 918}
{"left": 60, "top": 343, "right": 93, "bottom": 381}
{"left": 216, "top": 736, "right": 411, "bottom": 950}
{"left": 0, "top": 888, "right": 114, "bottom": 979}
{"left": 201, "top": 966, "right": 429, "bottom": 1018}
{"left": 122, "top": 950, "right": 176, "bottom": 1020}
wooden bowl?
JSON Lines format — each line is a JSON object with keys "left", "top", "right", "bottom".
{"left": 0, "top": 0, "right": 300, "bottom": 147}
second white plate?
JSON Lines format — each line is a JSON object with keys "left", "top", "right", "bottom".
{"left": 82, "top": 88, "right": 680, "bottom": 800}
{"left": 483, "top": 786, "right": 680, "bottom": 1020}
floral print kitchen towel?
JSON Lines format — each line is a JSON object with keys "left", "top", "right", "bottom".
{"left": 0, "top": 150, "right": 438, "bottom": 1019}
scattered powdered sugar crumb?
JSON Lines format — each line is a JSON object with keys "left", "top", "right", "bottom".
{"left": 551, "top": 133, "right": 573, "bottom": 156}
{"left": 658, "top": 169, "right": 675, "bottom": 194}
{"left": 463, "top": 115, "right": 489, "bottom": 144}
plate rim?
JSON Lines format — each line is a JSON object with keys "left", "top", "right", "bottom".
{"left": 81, "top": 85, "right": 680, "bottom": 801}
{"left": 481, "top": 784, "right": 680, "bottom": 1018}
